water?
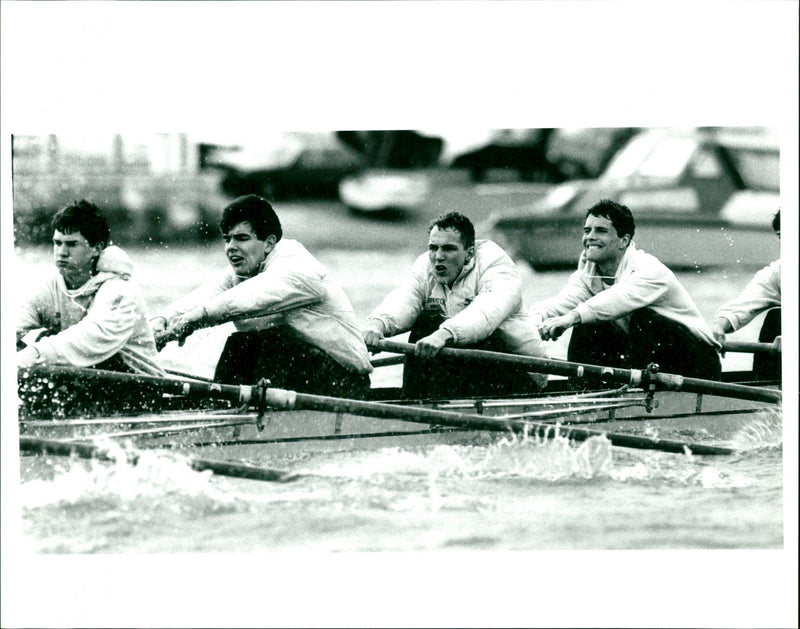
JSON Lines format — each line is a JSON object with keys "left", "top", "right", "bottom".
{"left": 6, "top": 237, "right": 791, "bottom": 626}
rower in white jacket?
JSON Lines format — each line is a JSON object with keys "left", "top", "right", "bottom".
{"left": 17, "top": 201, "right": 164, "bottom": 419}
{"left": 534, "top": 199, "right": 721, "bottom": 381}
{"left": 17, "top": 205, "right": 163, "bottom": 376}
{"left": 153, "top": 195, "right": 372, "bottom": 397}
{"left": 711, "top": 210, "right": 781, "bottom": 380}
{"left": 364, "top": 212, "right": 548, "bottom": 398}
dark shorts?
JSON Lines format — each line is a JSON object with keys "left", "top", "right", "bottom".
{"left": 754, "top": 307, "right": 781, "bottom": 381}
{"left": 401, "top": 310, "right": 542, "bottom": 400}
{"left": 567, "top": 308, "right": 722, "bottom": 382}
{"left": 214, "top": 327, "right": 371, "bottom": 399}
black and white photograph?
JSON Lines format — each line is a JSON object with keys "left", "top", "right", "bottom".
{"left": 2, "top": 2, "right": 798, "bottom": 628}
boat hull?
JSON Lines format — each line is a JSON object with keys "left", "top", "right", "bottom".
{"left": 19, "top": 385, "right": 778, "bottom": 464}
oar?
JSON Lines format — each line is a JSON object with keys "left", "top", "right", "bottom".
{"left": 19, "top": 436, "right": 298, "bottom": 483}
{"left": 157, "top": 296, "right": 321, "bottom": 350}
{"left": 23, "top": 366, "right": 736, "bottom": 455}
{"left": 259, "top": 387, "right": 736, "bottom": 456}
{"left": 722, "top": 340, "right": 781, "bottom": 355}
{"left": 370, "top": 340, "right": 781, "bottom": 405}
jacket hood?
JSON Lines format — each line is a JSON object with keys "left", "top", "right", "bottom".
{"left": 96, "top": 245, "right": 133, "bottom": 280}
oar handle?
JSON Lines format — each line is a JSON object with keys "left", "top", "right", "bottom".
{"left": 371, "top": 339, "right": 781, "bottom": 405}
{"left": 722, "top": 340, "right": 781, "bottom": 355}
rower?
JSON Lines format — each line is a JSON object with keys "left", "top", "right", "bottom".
{"left": 710, "top": 210, "right": 781, "bottom": 381}
{"left": 362, "top": 211, "right": 548, "bottom": 399}
{"left": 16, "top": 200, "right": 165, "bottom": 417}
{"left": 151, "top": 194, "right": 372, "bottom": 398}
{"left": 533, "top": 199, "right": 721, "bottom": 383}
{"left": 16, "top": 200, "right": 163, "bottom": 376}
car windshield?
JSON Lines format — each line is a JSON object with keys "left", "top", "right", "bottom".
{"left": 604, "top": 135, "right": 696, "bottom": 182}
{"left": 728, "top": 148, "right": 780, "bottom": 191}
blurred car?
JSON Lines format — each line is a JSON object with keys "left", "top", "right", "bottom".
{"left": 450, "top": 128, "right": 565, "bottom": 183}
{"left": 545, "top": 127, "right": 639, "bottom": 179}
{"left": 337, "top": 131, "right": 442, "bottom": 214}
{"left": 202, "top": 132, "right": 364, "bottom": 200}
{"left": 484, "top": 127, "right": 780, "bottom": 270}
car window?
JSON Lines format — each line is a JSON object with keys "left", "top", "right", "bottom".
{"left": 635, "top": 137, "right": 697, "bottom": 179}
{"left": 604, "top": 133, "right": 657, "bottom": 178}
{"left": 728, "top": 148, "right": 780, "bottom": 191}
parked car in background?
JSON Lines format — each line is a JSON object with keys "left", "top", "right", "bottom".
{"left": 337, "top": 131, "right": 443, "bottom": 214}
{"left": 545, "top": 127, "right": 639, "bottom": 179}
{"left": 484, "top": 127, "right": 780, "bottom": 270}
{"left": 202, "top": 132, "right": 364, "bottom": 200}
{"left": 449, "top": 128, "right": 564, "bottom": 183}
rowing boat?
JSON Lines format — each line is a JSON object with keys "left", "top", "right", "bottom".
{"left": 18, "top": 338, "right": 782, "bottom": 477}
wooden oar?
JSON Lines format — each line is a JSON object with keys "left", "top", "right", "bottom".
{"left": 23, "top": 366, "right": 736, "bottom": 455}
{"left": 260, "top": 387, "right": 736, "bottom": 456}
{"left": 19, "top": 436, "right": 298, "bottom": 483}
{"left": 722, "top": 340, "right": 781, "bottom": 355}
{"left": 157, "top": 296, "right": 321, "bottom": 349}
{"left": 370, "top": 340, "right": 781, "bottom": 405}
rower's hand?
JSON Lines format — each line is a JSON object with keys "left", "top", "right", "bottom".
{"left": 17, "top": 345, "right": 41, "bottom": 369}
{"left": 414, "top": 328, "right": 453, "bottom": 359}
{"left": 709, "top": 320, "right": 728, "bottom": 347}
{"left": 774, "top": 335, "right": 782, "bottom": 353}
{"left": 539, "top": 312, "right": 580, "bottom": 341}
{"left": 362, "top": 325, "right": 384, "bottom": 353}
{"left": 151, "top": 316, "right": 169, "bottom": 347}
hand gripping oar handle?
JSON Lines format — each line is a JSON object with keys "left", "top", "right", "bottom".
{"left": 370, "top": 340, "right": 782, "bottom": 405}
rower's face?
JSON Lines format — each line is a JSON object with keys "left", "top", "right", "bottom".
{"left": 53, "top": 229, "right": 101, "bottom": 288}
{"left": 223, "top": 221, "right": 273, "bottom": 277}
{"left": 428, "top": 226, "right": 473, "bottom": 286}
{"left": 582, "top": 215, "right": 629, "bottom": 265}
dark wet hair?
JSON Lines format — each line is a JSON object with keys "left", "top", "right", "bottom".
{"left": 428, "top": 212, "right": 475, "bottom": 248}
{"left": 586, "top": 199, "right": 636, "bottom": 239}
{"left": 220, "top": 194, "right": 283, "bottom": 242}
{"left": 52, "top": 200, "right": 110, "bottom": 247}
{"left": 772, "top": 209, "right": 780, "bottom": 234}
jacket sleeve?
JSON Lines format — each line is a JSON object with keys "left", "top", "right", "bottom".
{"left": 35, "top": 279, "right": 138, "bottom": 366}
{"left": 530, "top": 270, "right": 594, "bottom": 321}
{"left": 574, "top": 264, "right": 670, "bottom": 323}
{"left": 367, "top": 254, "right": 427, "bottom": 336}
{"left": 202, "top": 262, "right": 327, "bottom": 323}
{"left": 17, "top": 289, "right": 48, "bottom": 344}
{"left": 714, "top": 261, "right": 781, "bottom": 331}
{"left": 440, "top": 254, "right": 523, "bottom": 344}
{"left": 157, "top": 271, "right": 234, "bottom": 321}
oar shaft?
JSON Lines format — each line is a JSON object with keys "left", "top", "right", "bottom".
{"left": 19, "top": 436, "right": 297, "bottom": 482}
{"left": 262, "top": 388, "right": 735, "bottom": 456}
{"left": 21, "top": 365, "right": 256, "bottom": 406}
{"left": 371, "top": 340, "right": 781, "bottom": 404}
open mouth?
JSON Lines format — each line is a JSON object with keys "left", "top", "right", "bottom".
{"left": 228, "top": 255, "right": 244, "bottom": 265}
{"left": 434, "top": 265, "right": 447, "bottom": 274}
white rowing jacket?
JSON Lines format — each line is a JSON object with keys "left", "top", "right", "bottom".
{"left": 714, "top": 260, "right": 781, "bottom": 331}
{"left": 531, "top": 242, "right": 719, "bottom": 347}
{"left": 158, "top": 238, "right": 373, "bottom": 374}
{"left": 367, "top": 239, "right": 548, "bottom": 387}
{"left": 17, "top": 246, "right": 165, "bottom": 375}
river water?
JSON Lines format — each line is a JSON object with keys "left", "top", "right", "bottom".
{"left": 4, "top": 233, "right": 796, "bottom": 627}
